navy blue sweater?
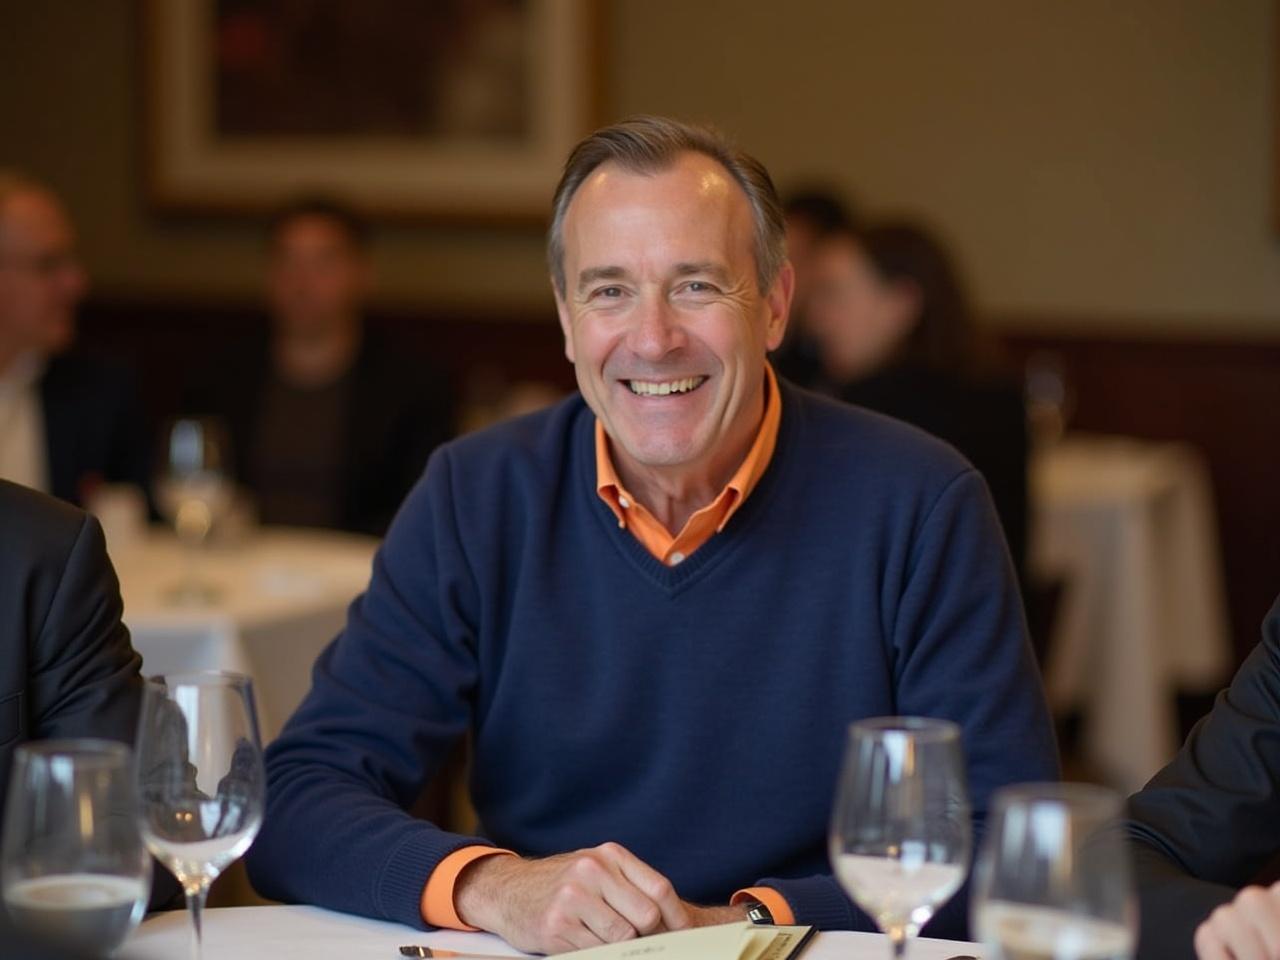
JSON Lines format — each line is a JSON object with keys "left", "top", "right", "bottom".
{"left": 246, "top": 382, "right": 1058, "bottom": 937}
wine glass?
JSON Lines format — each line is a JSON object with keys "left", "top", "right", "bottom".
{"left": 154, "top": 417, "right": 234, "bottom": 604}
{"left": 1, "top": 740, "right": 150, "bottom": 957}
{"left": 135, "top": 672, "right": 265, "bottom": 960}
{"left": 971, "top": 783, "right": 1136, "bottom": 960}
{"left": 830, "top": 717, "right": 971, "bottom": 959}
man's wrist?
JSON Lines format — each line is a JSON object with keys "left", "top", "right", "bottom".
{"left": 454, "top": 850, "right": 521, "bottom": 930}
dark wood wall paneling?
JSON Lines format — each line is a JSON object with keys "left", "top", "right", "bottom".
{"left": 78, "top": 299, "right": 1280, "bottom": 666}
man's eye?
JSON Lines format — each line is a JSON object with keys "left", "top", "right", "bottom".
{"left": 594, "top": 286, "right": 623, "bottom": 299}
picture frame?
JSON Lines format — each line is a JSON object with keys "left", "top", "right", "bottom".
{"left": 143, "top": 0, "right": 602, "bottom": 222}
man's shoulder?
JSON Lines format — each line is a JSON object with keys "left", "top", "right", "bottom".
{"left": 0, "top": 482, "right": 90, "bottom": 589}
{"left": 435, "top": 392, "right": 589, "bottom": 473}
{"left": 0, "top": 482, "right": 85, "bottom": 546}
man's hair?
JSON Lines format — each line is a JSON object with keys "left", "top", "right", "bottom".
{"left": 547, "top": 116, "right": 786, "bottom": 298}
{"left": 268, "top": 195, "right": 369, "bottom": 251}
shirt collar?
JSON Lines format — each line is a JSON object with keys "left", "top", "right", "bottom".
{"left": 595, "top": 362, "right": 782, "bottom": 534}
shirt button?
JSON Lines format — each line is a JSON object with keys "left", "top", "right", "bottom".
{"left": 668, "top": 552, "right": 686, "bottom": 566}
{"left": 618, "top": 496, "right": 630, "bottom": 509}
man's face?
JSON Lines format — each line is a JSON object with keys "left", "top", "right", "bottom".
{"left": 267, "top": 215, "right": 368, "bottom": 337}
{"left": 0, "top": 190, "right": 87, "bottom": 360}
{"left": 555, "top": 152, "right": 792, "bottom": 478}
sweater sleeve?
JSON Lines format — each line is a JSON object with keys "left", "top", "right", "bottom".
{"left": 245, "top": 448, "right": 489, "bottom": 929}
{"left": 757, "top": 469, "right": 1059, "bottom": 936}
{"left": 1125, "top": 594, "right": 1280, "bottom": 960}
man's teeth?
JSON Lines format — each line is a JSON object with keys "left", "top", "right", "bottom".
{"left": 627, "top": 377, "right": 706, "bottom": 397}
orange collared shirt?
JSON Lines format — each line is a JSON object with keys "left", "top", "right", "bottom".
{"left": 595, "top": 363, "right": 782, "bottom": 565}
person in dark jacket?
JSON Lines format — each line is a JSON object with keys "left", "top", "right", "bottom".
{"left": 0, "top": 479, "right": 177, "bottom": 911}
{"left": 1128, "top": 592, "right": 1280, "bottom": 960}
{"left": 185, "top": 198, "right": 452, "bottom": 536}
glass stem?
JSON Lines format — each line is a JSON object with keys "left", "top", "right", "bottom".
{"left": 186, "top": 882, "right": 210, "bottom": 960}
{"left": 889, "top": 927, "right": 908, "bottom": 960}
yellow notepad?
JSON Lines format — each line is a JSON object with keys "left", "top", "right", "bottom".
{"left": 557, "top": 921, "right": 815, "bottom": 960}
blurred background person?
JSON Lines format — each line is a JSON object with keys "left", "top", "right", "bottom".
{"left": 770, "top": 188, "right": 856, "bottom": 391}
{"left": 806, "top": 218, "right": 1028, "bottom": 586}
{"left": 185, "top": 197, "right": 454, "bottom": 536}
{"left": 0, "top": 171, "right": 148, "bottom": 506}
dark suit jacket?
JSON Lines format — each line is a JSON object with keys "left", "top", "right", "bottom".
{"left": 838, "top": 364, "right": 1028, "bottom": 584}
{"left": 185, "top": 330, "right": 453, "bottom": 536}
{"left": 39, "top": 350, "right": 151, "bottom": 507}
{"left": 1127, "top": 593, "right": 1280, "bottom": 959}
{"left": 0, "top": 480, "right": 176, "bottom": 909}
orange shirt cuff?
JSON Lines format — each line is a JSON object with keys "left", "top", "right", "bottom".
{"left": 731, "top": 886, "right": 796, "bottom": 926}
{"left": 421, "top": 846, "right": 517, "bottom": 930}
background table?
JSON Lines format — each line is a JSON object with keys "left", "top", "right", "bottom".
{"left": 120, "top": 905, "right": 984, "bottom": 960}
{"left": 111, "top": 527, "right": 378, "bottom": 740}
{"left": 1031, "top": 434, "right": 1233, "bottom": 792}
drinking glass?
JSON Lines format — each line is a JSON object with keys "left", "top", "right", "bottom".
{"left": 971, "top": 783, "right": 1136, "bottom": 960}
{"left": 135, "top": 673, "right": 264, "bottom": 960}
{"left": 830, "top": 717, "right": 971, "bottom": 959}
{"left": 155, "top": 417, "right": 234, "bottom": 604}
{"left": 1, "top": 740, "right": 150, "bottom": 957}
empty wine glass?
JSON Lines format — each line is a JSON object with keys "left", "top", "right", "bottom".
{"left": 155, "top": 417, "right": 234, "bottom": 604}
{"left": 830, "top": 717, "right": 971, "bottom": 959}
{"left": 971, "top": 783, "right": 1136, "bottom": 960}
{"left": 1, "top": 740, "right": 150, "bottom": 957}
{"left": 135, "top": 673, "right": 264, "bottom": 960}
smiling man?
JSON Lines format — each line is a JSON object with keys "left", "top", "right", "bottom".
{"left": 246, "top": 117, "right": 1057, "bottom": 954}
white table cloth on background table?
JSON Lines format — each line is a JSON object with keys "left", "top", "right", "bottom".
{"left": 110, "top": 527, "right": 378, "bottom": 740}
{"left": 1031, "top": 434, "right": 1232, "bottom": 793}
{"left": 120, "top": 905, "right": 984, "bottom": 960}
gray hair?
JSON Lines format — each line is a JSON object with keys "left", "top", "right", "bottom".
{"left": 547, "top": 116, "right": 787, "bottom": 298}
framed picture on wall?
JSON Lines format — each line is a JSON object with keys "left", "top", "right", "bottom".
{"left": 144, "top": 0, "right": 602, "bottom": 221}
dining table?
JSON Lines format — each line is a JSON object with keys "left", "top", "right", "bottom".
{"left": 110, "top": 525, "right": 379, "bottom": 741}
{"left": 119, "top": 904, "right": 985, "bottom": 960}
{"left": 1031, "top": 433, "right": 1233, "bottom": 792}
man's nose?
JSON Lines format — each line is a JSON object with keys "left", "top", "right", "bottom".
{"left": 625, "top": 295, "right": 686, "bottom": 361}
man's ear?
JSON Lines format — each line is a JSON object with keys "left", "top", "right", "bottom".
{"left": 553, "top": 279, "right": 575, "bottom": 363}
{"left": 764, "top": 261, "right": 795, "bottom": 352}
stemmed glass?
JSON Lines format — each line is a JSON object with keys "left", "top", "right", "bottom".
{"left": 1, "top": 740, "right": 150, "bottom": 957}
{"left": 154, "top": 416, "right": 234, "bottom": 604}
{"left": 135, "top": 672, "right": 265, "bottom": 960}
{"left": 971, "top": 783, "right": 1136, "bottom": 960}
{"left": 830, "top": 717, "right": 971, "bottom": 959}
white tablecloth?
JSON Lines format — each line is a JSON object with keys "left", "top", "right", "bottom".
{"left": 111, "top": 527, "right": 378, "bottom": 740}
{"left": 1032, "top": 434, "right": 1232, "bottom": 793}
{"left": 120, "top": 905, "right": 984, "bottom": 960}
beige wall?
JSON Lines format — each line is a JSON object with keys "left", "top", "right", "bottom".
{"left": 3, "top": 0, "right": 1279, "bottom": 335}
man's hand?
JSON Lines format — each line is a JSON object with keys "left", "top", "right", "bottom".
{"left": 454, "top": 843, "right": 691, "bottom": 954}
{"left": 1196, "top": 882, "right": 1280, "bottom": 960}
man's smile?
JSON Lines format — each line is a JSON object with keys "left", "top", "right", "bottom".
{"left": 623, "top": 376, "right": 709, "bottom": 397}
